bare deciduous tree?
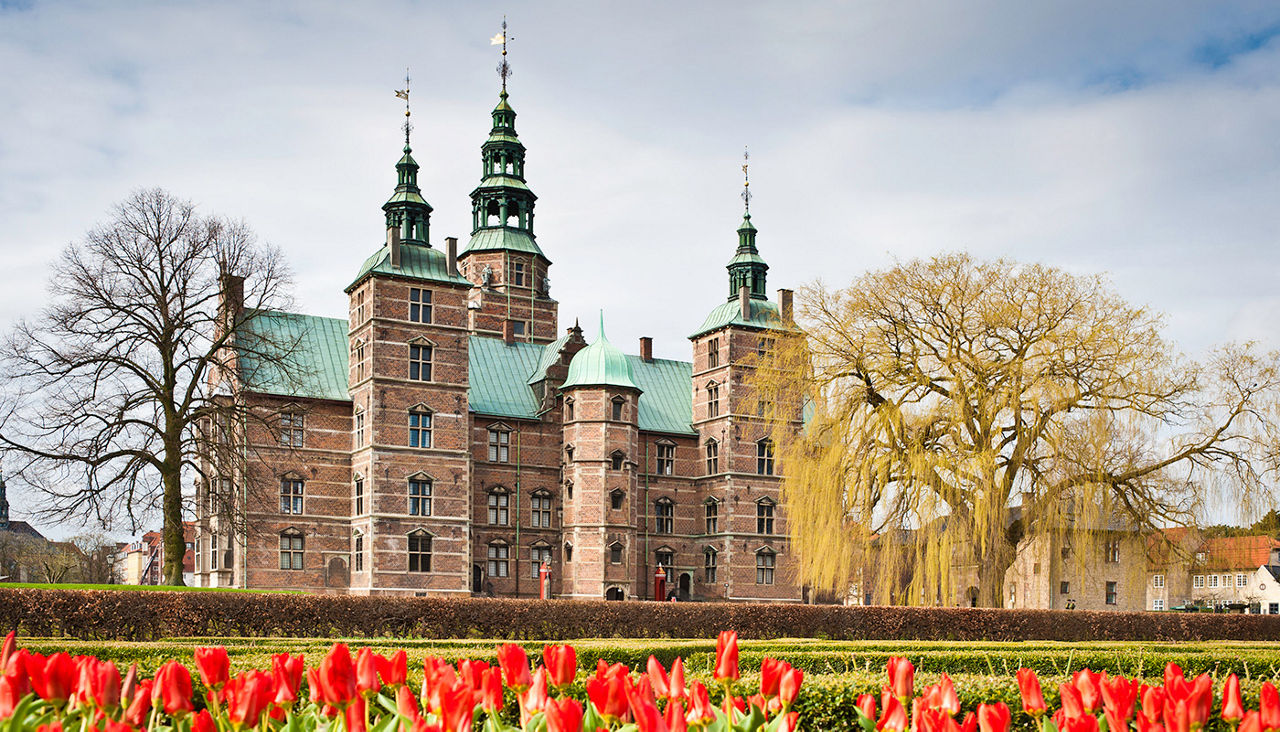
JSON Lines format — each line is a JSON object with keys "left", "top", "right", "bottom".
{"left": 754, "top": 253, "right": 1280, "bottom": 607}
{"left": 0, "top": 189, "right": 303, "bottom": 585}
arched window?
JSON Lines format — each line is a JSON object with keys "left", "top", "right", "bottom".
{"left": 488, "top": 488, "right": 509, "bottom": 525}
{"left": 279, "top": 530, "right": 304, "bottom": 570}
{"left": 706, "top": 382, "right": 720, "bottom": 418}
{"left": 611, "top": 396, "right": 625, "bottom": 421}
{"left": 409, "top": 406, "right": 433, "bottom": 448}
{"left": 756, "top": 548, "right": 776, "bottom": 585}
{"left": 756, "top": 498, "right": 776, "bottom": 534}
{"left": 704, "top": 547, "right": 718, "bottom": 583}
{"left": 531, "top": 490, "right": 553, "bottom": 528}
{"left": 756, "top": 438, "right": 775, "bottom": 475}
{"left": 654, "top": 498, "right": 674, "bottom": 534}
{"left": 409, "top": 475, "right": 432, "bottom": 516}
{"left": 705, "top": 439, "right": 719, "bottom": 474}
{"left": 408, "top": 531, "right": 432, "bottom": 573}
{"left": 487, "top": 542, "right": 509, "bottom": 577}
{"left": 610, "top": 451, "right": 625, "bottom": 471}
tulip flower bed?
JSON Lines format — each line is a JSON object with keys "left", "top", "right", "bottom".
{"left": 0, "top": 630, "right": 1277, "bottom": 732}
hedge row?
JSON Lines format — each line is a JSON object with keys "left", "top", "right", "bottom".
{"left": 5, "top": 588, "right": 1280, "bottom": 642}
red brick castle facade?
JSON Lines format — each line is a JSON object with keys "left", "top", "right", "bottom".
{"left": 195, "top": 82, "right": 801, "bottom": 602}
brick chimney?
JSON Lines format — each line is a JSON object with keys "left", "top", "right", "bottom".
{"left": 502, "top": 319, "right": 515, "bottom": 345}
{"left": 388, "top": 222, "right": 402, "bottom": 268}
{"left": 739, "top": 285, "right": 751, "bottom": 320}
{"left": 218, "top": 274, "right": 245, "bottom": 337}
{"left": 639, "top": 336, "right": 653, "bottom": 362}
{"left": 445, "top": 236, "right": 458, "bottom": 276}
{"left": 778, "top": 288, "right": 794, "bottom": 324}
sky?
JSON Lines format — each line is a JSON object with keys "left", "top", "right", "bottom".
{"left": 1, "top": 1, "right": 1279, "bottom": 539}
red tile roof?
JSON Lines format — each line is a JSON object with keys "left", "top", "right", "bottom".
{"left": 1197, "top": 535, "right": 1280, "bottom": 571}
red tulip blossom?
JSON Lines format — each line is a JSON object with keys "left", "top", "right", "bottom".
{"left": 1222, "top": 674, "right": 1245, "bottom": 723}
{"left": 497, "top": 644, "right": 531, "bottom": 692}
{"left": 124, "top": 680, "right": 152, "bottom": 728}
{"left": 1017, "top": 669, "right": 1047, "bottom": 717}
{"left": 355, "top": 648, "right": 380, "bottom": 698}
{"left": 1258, "top": 683, "right": 1280, "bottom": 732}
{"left": 544, "top": 645, "right": 577, "bottom": 688}
{"left": 760, "top": 657, "right": 784, "bottom": 698}
{"left": 152, "top": 661, "right": 192, "bottom": 718}
{"left": 715, "top": 631, "right": 740, "bottom": 682}
{"left": 439, "top": 682, "right": 474, "bottom": 732}
{"left": 395, "top": 684, "right": 420, "bottom": 724}
{"left": 316, "top": 644, "right": 357, "bottom": 709}
{"left": 1102, "top": 675, "right": 1140, "bottom": 731}
{"left": 544, "top": 698, "right": 585, "bottom": 732}
{"left": 1073, "top": 670, "right": 1103, "bottom": 713}
{"left": 77, "top": 658, "right": 122, "bottom": 710}
{"left": 194, "top": 647, "right": 230, "bottom": 691}
{"left": 856, "top": 693, "right": 877, "bottom": 720}
{"left": 779, "top": 666, "right": 803, "bottom": 709}
{"left": 376, "top": 651, "right": 408, "bottom": 689}
{"left": 191, "top": 709, "right": 215, "bottom": 732}
{"left": 586, "top": 670, "right": 630, "bottom": 721}
{"left": 878, "top": 695, "right": 908, "bottom": 732}
{"left": 0, "top": 674, "right": 22, "bottom": 719}
{"left": 223, "top": 671, "right": 274, "bottom": 730}
{"left": 1240, "top": 711, "right": 1262, "bottom": 732}
{"left": 517, "top": 667, "right": 550, "bottom": 725}
{"left": 480, "top": 667, "right": 504, "bottom": 713}
{"left": 978, "top": 702, "right": 1011, "bottom": 732}
{"left": 271, "top": 653, "right": 305, "bottom": 705}
{"left": 31, "top": 653, "right": 76, "bottom": 706}
{"left": 648, "top": 656, "right": 673, "bottom": 699}
{"left": 887, "top": 657, "right": 915, "bottom": 701}
{"left": 685, "top": 682, "right": 716, "bottom": 726}
{"left": 1059, "top": 683, "right": 1086, "bottom": 720}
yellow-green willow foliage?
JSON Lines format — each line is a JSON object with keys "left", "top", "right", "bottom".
{"left": 750, "top": 253, "right": 1280, "bottom": 608}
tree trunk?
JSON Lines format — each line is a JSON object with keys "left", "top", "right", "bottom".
{"left": 976, "top": 535, "right": 1017, "bottom": 608}
{"left": 161, "top": 453, "right": 186, "bottom": 586}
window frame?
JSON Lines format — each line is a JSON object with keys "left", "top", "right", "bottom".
{"left": 487, "top": 542, "right": 510, "bottom": 577}
{"left": 655, "top": 442, "right": 675, "bottom": 476}
{"left": 704, "top": 499, "right": 719, "bottom": 534}
{"left": 756, "top": 549, "right": 776, "bottom": 585}
{"left": 705, "top": 439, "right": 719, "bottom": 474}
{"left": 488, "top": 426, "right": 511, "bottom": 463}
{"left": 354, "top": 475, "right": 365, "bottom": 515}
{"left": 408, "top": 531, "right": 432, "bottom": 573}
{"left": 611, "top": 396, "right": 625, "bottom": 421}
{"left": 531, "top": 490, "right": 553, "bottom": 528}
{"left": 279, "top": 411, "right": 305, "bottom": 448}
{"left": 409, "top": 342, "right": 434, "bottom": 382}
{"left": 1105, "top": 581, "right": 1118, "bottom": 605}
{"left": 279, "top": 530, "right": 304, "bottom": 570}
{"left": 353, "top": 532, "right": 364, "bottom": 573}
{"left": 756, "top": 498, "right": 776, "bottom": 535}
{"left": 609, "top": 489, "right": 625, "bottom": 511}
{"left": 487, "top": 488, "right": 510, "bottom": 526}
{"left": 530, "top": 544, "right": 552, "bottom": 578}
{"left": 409, "top": 287, "right": 432, "bottom": 323}
{"left": 1152, "top": 574, "right": 1165, "bottom": 589}
{"left": 704, "top": 548, "right": 718, "bottom": 583}
{"left": 608, "top": 542, "right": 624, "bottom": 564}
{"left": 408, "top": 407, "right": 433, "bottom": 449}
{"left": 610, "top": 451, "right": 625, "bottom": 471}
{"left": 708, "top": 338, "right": 720, "bottom": 368}
{"left": 1194, "top": 574, "right": 1205, "bottom": 588}
{"left": 409, "top": 476, "right": 432, "bottom": 516}
{"left": 654, "top": 498, "right": 674, "bottom": 534}
{"left": 280, "top": 478, "right": 304, "bottom": 515}
{"left": 706, "top": 382, "right": 720, "bottom": 418}
{"left": 756, "top": 438, "right": 775, "bottom": 476}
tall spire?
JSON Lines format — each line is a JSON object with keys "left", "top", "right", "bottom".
{"left": 492, "top": 16, "right": 512, "bottom": 93}
{"left": 383, "top": 69, "right": 433, "bottom": 245}
{"left": 727, "top": 148, "right": 768, "bottom": 300}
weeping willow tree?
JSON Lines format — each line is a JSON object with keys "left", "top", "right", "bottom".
{"left": 753, "top": 253, "right": 1280, "bottom": 607}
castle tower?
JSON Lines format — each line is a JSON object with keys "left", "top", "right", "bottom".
{"left": 688, "top": 162, "right": 801, "bottom": 602}
{"left": 344, "top": 91, "right": 476, "bottom": 595}
{"left": 559, "top": 316, "right": 643, "bottom": 599}
{"left": 457, "top": 86, "right": 558, "bottom": 344}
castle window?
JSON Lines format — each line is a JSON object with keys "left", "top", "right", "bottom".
{"left": 1105, "top": 581, "right": 1118, "bottom": 605}
{"left": 756, "top": 498, "right": 775, "bottom": 535}
{"left": 530, "top": 545, "right": 552, "bottom": 578}
{"left": 512, "top": 262, "right": 526, "bottom": 287}
{"left": 611, "top": 396, "right": 625, "bottom": 421}
{"left": 654, "top": 498, "right": 674, "bottom": 534}
{"left": 757, "top": 337, "right": 774, "bottom": 358}
{"left": 409, "top": 408, "right": 432, "bottom": 448}
{"left": 279, "top": 530, "right": 304, "bottom": 570}
{"left": 1104, "top": 539, "right": 1120, "bottom": 563}
{"left": 564, "top": 398, "right": 574, "bottom": 421}
{"left": 708, "top": 338, "right": 720, "bottom": 368}
{"left": 564, "top": 480, "right": 573, "bottom": 500}
{"left": 487, "top": 542, "right": 509, "bottom": 577}
{"left": 513, "top": 321, "right": 527, "bottom": 336}
{"left": 279, "top": 412, "right": 304, "bottom": 448}
{"left": 706, "top": 382, "right": 720, "bottom": 418}
{"left": 488, "top": 489, "right": 509, "bottom": 525}
{"left": 409, "top": 288, "right": 432, "bottom": 323}
{"left": 705, "top": 439, "right": 719, "bottom": 474}
{"left": 609, "top": 542, "right": 624, "bottom": 564}
{"left": 756, "top": 439, "right": 775, "bottom": 475}
{"left": 488, "top": 427, "right": 510, "bottom": 463}
{"left": 1152, "top": 574, "right": 1165, "bottom": 589}
{"left": 409, "top": 343, "right": 433, "bottom": 381}
{"left": 280, "top": 478, "right": 304, "bottom": 515}
{"left": 354, "top": 406, "right": 366, "bottom": 448}
{"left": 656, "top": 549, "right": 674, "bottom": 569}
{"left": 408, "top": 531, "right": 432, "bottom": 573}
{"left": 354, "top": 476, "right": 364, "bottom": 515}
{"left": 409, "top": 477, "right": 432, "bottom": 516}
{"left": 610, "top": 489, "right": 625, "bottom": 511}
{"left": 1209, "top": 574, "right": 1219, "bottom": 588}
{"left": 353, "top": 532, "right": 364, "bottom": 573}
{"left": 610, "top": 451, "right": 625, "bottom": 471}
{"left": 704, "top": 548, "right": 718, "bottom": 583}
{"left": 353, "top": 338, "right": 366, "bottom": 382}
{"left": 1061, "top": 581, "right": 1069, "bottom": 595}
{"left": 531, "top": 491, "right": 553, "bottom": 528}
{"left": 1194, "top": 574, "right": 1204, "bottom": 588}
{"left": 756, "top": 549, "right": 776, "bottom": 585}
{"left": 355, "top": 289, "right": 366, "bottom": 324}
{"left": 564, "top": 542, "right": 573, "bottom": 562}
{"left": 704, "top": 500, "right": 719, "bottom": 534}
{"left": 209, "top": 534, "right": 217, "bottom": 571}
{"left": 656, "top": 442, "right": 674, "bottom": 475}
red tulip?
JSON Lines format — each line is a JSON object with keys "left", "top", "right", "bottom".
{"left": 685, "top": 682, "right": 716, "bottom": 726}
{"left": 518, "top": 667, "right": 550, "bottom": 725}
{"left": 35, "top": 723, "right": 61, "bottom": 732}
{"left": 396, "top": 685, "right": 420, "bottom": 723}
{"left": 937, "top": 673, "right": 960, "bottom": 716}
{"left": 346, "top": 696, "right": 367, "bottom": 732}
{"left": 194, "top": 647, "right": 230, "bottom": 691}
{"left": 153, "top": 661, "right": 193, "bottom": 717}
{"left": 545, "top": 697, "right": 585, "bottom": 732}
{"left": 1186, "top": 674, "right": 1214, "bottom": 729}
{"left": 648, "top": 656, "right": 672, "bottom": 698}
{"left": 0, "top": 674, "right": 21, "bottom": 719}
{"left": 223, "top": 671, "right": 273, "bottom": 729}
{"left": 1165, "top": 664, "right": 1185, "bottom": 691}
{"left": 760, "top": 657, "right": 784, "bottom": 698}
{"left": 1240, "top": 711, "right": 1262, "bottom": 732}
{"left": 1165, "top": 698, "right": 1192, "bottom": 732}
{"left": 1060, "top": 715, "right": 1101, "bottom": 732}
{"left": 78, "top": 658, "right": 122, "bottom": 709}
{"left": 887, "top": 657, "right": 914, "bottom": 700}
{"left": 497, "top": 644, "right": 532, "bottom": 691}
{"left": 1074, "top": 670, "right": 1103, "bottom": 713}
{"left": 586, "top": 671, "right": 629, "bottom": 721}
{"left": 376, "top": 650, "right": 408, "bottom": 689}
{"left": 420, "top": 657, "right": 457, "bottom": 714}
{"left": 125, "top": 680, "right": 152, "bottom": 727}
{"left": 1060, "top": 683, "right": 1085, "bottom": 720}
{"left": 191, "top": 709, "right": 215, "bottom": 732}
{"left": 1260, "top": 683, "right": 1280, "bottom": 731}
{"left": 480, "top": 667, "right": 503, "bottom": 713}
{"left": 917, "top": 707, "right": 961, "bottom": 732}
{"left": 977, "top": 702, "right": 1011, "bottom": 732}
{"left": 666, "top": 699, "right": 688, "bottom": 732}
{"left": 31, "top": 652, "right": 75, "bottom": 705}
{"left": 317, "top": 644, "right": 357, "bottom": 708}
{"left": 439, "top": 682, "right": 474, "bottom": 732}
{"left": 961, "top": 712, "right": 978, "bottom": 732}
{"left": 856, "top": 693, "right": 877, "bottom": 720}
{"left": 1143, "top": 686, "right": 1168, "bottom": 726}
{"left": 781, "top": 711, "right": 800, "bottom": 732}
{"left": 878, "top": 695, "right": 908, "bottom": 732}
{"left": 1015, "top": 668, "right": 1046, "bottom": 717}
{"left": 355, "top": 648, "right": 380, "bottom": 697}
{"left": 1223, "top": 674, "right": 1245, "bottom": 723}
{"left": 779, "top": 667, "right": 803, "bottom": 708}
{"left": 102, "top": 721, "right": 134, "bottom": 732}
{"left": 1102, "top": 676, "right": 1139, "bottom": 726}
{"left": 271, "top": 653, "right": 304, "bottom": 705}
{"left": 628, "top": 681, "right": 667, "bottom": 732}
{"left": 544, "top": 645, "right": 577, "bottom": 688}
{"left": 715, "top": 631, "right": 740, "bottom": 682}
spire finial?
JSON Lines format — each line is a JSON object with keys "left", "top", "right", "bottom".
{"left": 491, "top": 17, "right": 513, "bottom": 92}
{"left": 395, "top": 67, "right": 412, "bottom": 149}
{"left": 741, "top": 146, "right": 752, "bottom": 214}
{"left": 598, "top": 309, "right": 605, "bottom": 340}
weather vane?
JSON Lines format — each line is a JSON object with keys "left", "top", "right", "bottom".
{"left": 394, "top": 67, "right": 411, "bottom": 146}
{"left": 491, "top": 17, "right": 513, "bottom": 91}
{"left": 741, "top": 147, "right": 752, "bottom": 213}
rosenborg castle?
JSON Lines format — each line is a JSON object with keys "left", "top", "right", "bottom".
{"left": 194, "top": 80, "right": 801, "bottom": 601}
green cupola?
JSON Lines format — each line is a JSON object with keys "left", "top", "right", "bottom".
{"left": 382, "top": 142, "right": 434, "bottom": 245}
{"left": 562, "top": 314, "right": 640, "bottom": 391}
{"left": 462, "top": 89, "right": 545, "bottom": 258}
{"left": 727, "top": 212, "right": 768, "bottom": 300}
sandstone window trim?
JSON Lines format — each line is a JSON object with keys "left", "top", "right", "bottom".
{"left": 756, "top": 497, "right": 776, "bottom": 535}
{"left": 704, "top": 547, "right": 718, "bottom": 583}
{"left": 409, "top": 287, "right": 433, "bottom": 323}
{"left": 353, "top": 474, "right": 365, "bottom": 516}
{"left": 352, "top": 338, "right": 366, "bottom": 383}
{"left": 487, "top": 541, "right": 510, "bottom": 577}
{"left": 654, "top": 497, "right": 674, "bottom": 534}
{"left": 279, "top": 529, "right": 304, "bottom": 571}
{"left": 488, "top": 424, "right": 512, "bottom": 463}
{"left": 755, "top": 547, "right": 776, "bottom": 585}
{"left": 564, "top": 397, "right": 574, "bottom": 421}
{"left": 408, "top": 340, "right": 434, "bottom": 382}
{"left": 488, "top": 487, "right": 510, "bottom": 526}
{"left": 708, "top": 338, "right": 720, "bottom": 368}
{"left": 408, "top": 405, "right": 433, "bottom": 449}
{"left": 354, "top": 405, "right": 366, "bottom": 448}
{"left": 408, "top": 474, "right": 433, "bottom": 516}
{"left": 530, "top": 541, "right": 552, "bottom": 578}
{"left": 609, "top": 489, "right": 625, "bottom": 511}
{"left": 655, "top": 440, "right": 675, "bottom": 476}
{"left": 704, "top": 439, "right": 719, "bottom": 475}
{"left": 655, "top": 547, "right": 675, "bottom": 570}
{"left": 279, "top": 409, "right": 305, "bottom": 448}
{"left": 610, "top": 450, "right": 626, "bottom": 471}
{"left": 531, "top": 490, "right": 553, "bottom": 528}
{"left": 704, "top": 499, "right": 719, "bottom": 534}
{"left": 705, "top": 381, "right": 721, "bottom": 418}
{"left": 408, "top": 529, "right": 433, "bottom": 573}
{"left": 279, "top": 476, "right": 304, "bottom": 515}
{"left": 611, "top": 396, "right": 625, "bottom": 421}
{"left": 352, "top": 530, "right": 364, "bottom": 573}
{"left": 756, "top": 438, "right": 775, "bottom": 476}
{"left": 563, "top": 542, "right": 573, "bottom": 562}
{"left": 608, "top": 541, "right": 624, "bottom": 564}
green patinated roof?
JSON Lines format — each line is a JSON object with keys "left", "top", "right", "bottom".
{"left": 348, "top": 242, "right": 472, "bottom": 291}
{"left": 486, "top": 133, "right": 523, "bottom": 145}
{"left": 626, "top": 354, "right": 695, "bottom": 435}
{"left": 562, "top": 320, "right": 639, "bottom": 391}
{"left": 463, "top": 227, "right": 546, "bottom": 258}
{"left": 385, "top": 189, "right": 430, "bottom": 206}
{"left": 689, "top": 298, "right": 783, "bottom": 339}
{"left": 728, "top": 250, "right": 768, "bottom": 267}
{"left": 474, "top": 175, "right": 532, "bottom": 192}
{"left": 239, "top": 311, "right": 350, "bottom": 402}
{"left": 527, "top": 333, "right": 572, "bottom": 385}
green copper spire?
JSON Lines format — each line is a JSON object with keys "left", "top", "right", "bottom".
{"left": 383, "top": 70, "right": 433, "bottom": 245}
{"left": 727, "top": 149, "right": 767, "bottom": 299}
{"left": 562, "top": 312, "right": 640, "bottom": 391}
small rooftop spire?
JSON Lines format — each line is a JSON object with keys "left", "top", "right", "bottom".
{"left": 394, "top": 67, "right": 412, "bottom": 149}
{"left": 491, "top": 16, "right": 513, "bottom": 92}
{"left": 598, "top": 309, "right": 606, "bottom": 341}
{"left": 741, "top": 146, "right": 752, "bottom": 215}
